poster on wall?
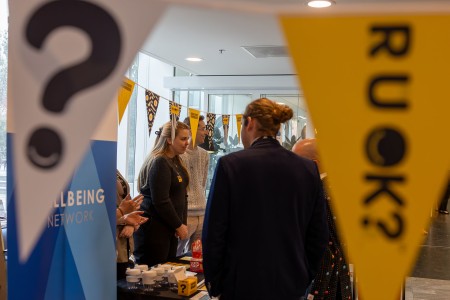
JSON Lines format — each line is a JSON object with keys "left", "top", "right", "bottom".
{"left": 7, "top": 0, "right": 169, "bottom": 298}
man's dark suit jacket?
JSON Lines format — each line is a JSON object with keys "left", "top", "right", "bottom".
{"left": 202, "top": 137, "right": 328, "bottom": 300}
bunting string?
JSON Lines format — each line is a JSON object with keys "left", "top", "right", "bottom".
{"left": 119, "top": 77, "right": 247, "bottom": 146}
{"left": 127, "top": 77, "right": 244, "bottom": 117}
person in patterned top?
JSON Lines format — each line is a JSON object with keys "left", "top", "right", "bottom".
{"left": 293, "top": 138, "right": 353, "bottom": 300}
{"left": 177, "top": 115, "right": 209, "bottom": 256}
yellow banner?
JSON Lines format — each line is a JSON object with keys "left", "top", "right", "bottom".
{"left": 222, "top": 115, "right": 229, "bottom": 126}
{"left": 170, "top": 102, "right": 181, "bottom": 116}
{"left": 188, "top": 108, "right": 200, "bottom": 146}
{"left": 281, "top": 14, "right": 450, "bottom": 300}
{"left": 236, "top": 114, "right": 243, "bottom": 144}
{"left": 117, "top": 77, "right": 135, "bottom": 124}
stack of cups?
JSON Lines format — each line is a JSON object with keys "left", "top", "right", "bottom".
{"left": 161, "top": 265, "right": 172, "bottom": 287}
{"left": 161, "top": 265, "right": 172, "bottom": 271}
{"left": 152, "top": 267, "right": 165, "bottom": 288}
{"left": 142, "top": 270, "right": 157, "bottom": 292}
{"left": 136, "top": 264, "right": 149, "bottom": 272}
{"left": 125, "top": 268, "right": 141, "bottom": 289}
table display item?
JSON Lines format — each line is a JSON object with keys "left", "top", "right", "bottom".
{"left": 177, "top": 276, "right": 198, "bottom": 296}
{"left": 126, "top": 275, "right": 140, "bottom": 290}
{"left": 142, "top": 270, "right": 157, "bottom": 292}
{"left": 190, "top": 239, "right": 204, "bottom": 273}
{"left": 136, "top": 264, "right": 149, "bottom": 272}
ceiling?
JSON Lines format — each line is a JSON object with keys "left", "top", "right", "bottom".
{"left": 142, "top": 3, "right": 293, "bottom": 76}
{"left": 141, "top": 0, "right": 448, "bottom": 76}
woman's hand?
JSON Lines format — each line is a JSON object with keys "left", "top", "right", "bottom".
{"left": 119, "top": 225, "right": 135, "bottom": 238}
{"left": 119, "top": 194, "right": 144, "bottom": 215}
{"left": 175, "top": 224, "right": 188, "bottom": 240}
{"left": 122, "top": 211, "right": 148, "bottom": 227}
{"left": 131, "top": 194, "right": 144, "bottom": 208}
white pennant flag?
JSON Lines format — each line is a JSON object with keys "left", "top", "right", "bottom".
{"left": 8, "top": 0, "right": 169, "bottom": 262}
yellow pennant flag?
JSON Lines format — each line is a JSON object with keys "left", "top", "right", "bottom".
{"left": 222, "top": 115, "right": 230, "bottom": 147}
{"left": 222, "top": 115, "right": 229, "bottom": 126}
{"left": 169, "top": 101, "right": 182, "bottom": 141}
{"left": 281, "top": 14, "right": 450, "bottom": 300}
{"left": 188, "top": 108, "right": 200, "bottom": 146}
{"left": 170, "top": 101, "right": 181, "bottom": 117}
{"left": 117, "top": 77, "right": 135, "bottom": 124}
{"left": 236, "top": 114, "right": 243, "bottom": 144}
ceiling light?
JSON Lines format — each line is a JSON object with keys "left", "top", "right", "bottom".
{"left": 307, "top": 0, "right": 335, "bottom": 8}
{"left": 185, "top": 57, "right": 203, "bottom": 62}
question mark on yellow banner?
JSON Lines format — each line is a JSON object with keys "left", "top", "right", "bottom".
{"left": 25, "top": 1, "right": 121, "bottom": 169}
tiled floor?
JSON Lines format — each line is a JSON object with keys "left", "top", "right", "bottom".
{"left": 405, "top": 277, "right": 450, "bottom": 300}
{"left": 406, "top": 210, "right": 450, "bottom": 300}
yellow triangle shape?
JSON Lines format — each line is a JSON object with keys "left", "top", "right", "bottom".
{"left": 188, "top": 108, "right": 200, "bottom": 146}
{"left": 236, "top": 114, "right": 243, "bottom": 143}
{"left": 281, "top": 14, "right": 450, "bottom": 300}
{"left": 117, "top": 77, "right": 135, "bottom": 124}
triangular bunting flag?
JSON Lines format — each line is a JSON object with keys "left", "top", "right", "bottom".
{"left": 281, "top": 12, "right": 450, "bottom": 300}
{"left": 200, "top": 113, "right": 216, "bottom": 152}
{"left": 236, "top": 114, "right": 243, "bottom": 144}
{"left": 145, "top": 89, "right": 160, "bottom": 136}
{"left": 222, "top": 114, "right": 230, "bottom": 147}
{"left": 117, "top": 77, "right": 135, "bottom": 124}
{"left": 8, "top": 0, "right": 169, "bottom": 262}
{"left": 169, "top": 101, "right": 181, "bottom": 119}
{"left": 169, "top": 101, "right": 181, "bottom": 140}
{"left": 188, "top": 108, "right": 200, "bottom": 146}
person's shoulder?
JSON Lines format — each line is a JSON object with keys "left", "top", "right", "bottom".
{"left": 198, "top": 146, "right": 209, "bottom": 156}
{"left": 152, "top": 155, "right": 170, "bottom": 167}
{"left": 153, "top": 155, "right": 166, "bottom": 162}
{"left": 287, "top": 149, "right": 313, "bottom": 164}
{"left": 286, "top": 150, "right": 319, "bottom": 177}
{"left": 285, "top": 149, "right": 316, "bottom": 168}
{"left": 218, "top": 149, "right": 248, "bottom": 164}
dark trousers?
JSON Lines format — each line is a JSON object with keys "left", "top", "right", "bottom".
{"left": 117, "top": 262, "right": 128, "bottom": 280}
{"left": 133, "top": 218, "right": 178, "bottom": 267}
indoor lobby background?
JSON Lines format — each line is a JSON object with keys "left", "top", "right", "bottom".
{"left": 0, "top": 1, "right": 449, "bottom": 299}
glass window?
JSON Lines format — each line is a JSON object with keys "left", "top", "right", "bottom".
{"left": 120, "top": 67, "right": 310, "bottom": 199}
{"left": 204, "top": 94, "right": 253, "bottom": 194}
{"left": 117, "top": 52, "right": 175, "bottom": 196}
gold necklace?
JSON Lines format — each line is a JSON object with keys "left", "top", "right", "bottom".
{"left": 169, "top": 157, "right": 183, "bottom": 183}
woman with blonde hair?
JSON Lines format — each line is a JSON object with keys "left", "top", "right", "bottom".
{"left": 133, "top": 121, "right": 190, "bottom": 266}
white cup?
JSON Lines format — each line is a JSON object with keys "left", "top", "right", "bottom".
{"left": 126, "top": 268, "right": 141, "bottom": 276}
{"left": 160, "top": 264, "right": 172, "bottom": 271}
{"left": 126, "top": 276, "right": 140, "bottom": 290}
{"left": 136, "top": 264, "right": 149, "bottom": 272}
{"left": 143, "top": 270, "right": 157, "bottom": 278}
{"left": 142, "top": 275, "right": 155, "bottom": 284}
{"left": 142, "top": 271, "right": 155, "bottom": 291}
{"left": 152, "top": 267, "right": 164, "bottom": 283}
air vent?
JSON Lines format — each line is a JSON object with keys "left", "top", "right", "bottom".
{"left": 241, "top": 46, "right": 288, "bottom": 58}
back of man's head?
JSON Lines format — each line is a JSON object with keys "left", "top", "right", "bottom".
{"left": 292, "top": 138, "right": 318, "bottom": 161}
